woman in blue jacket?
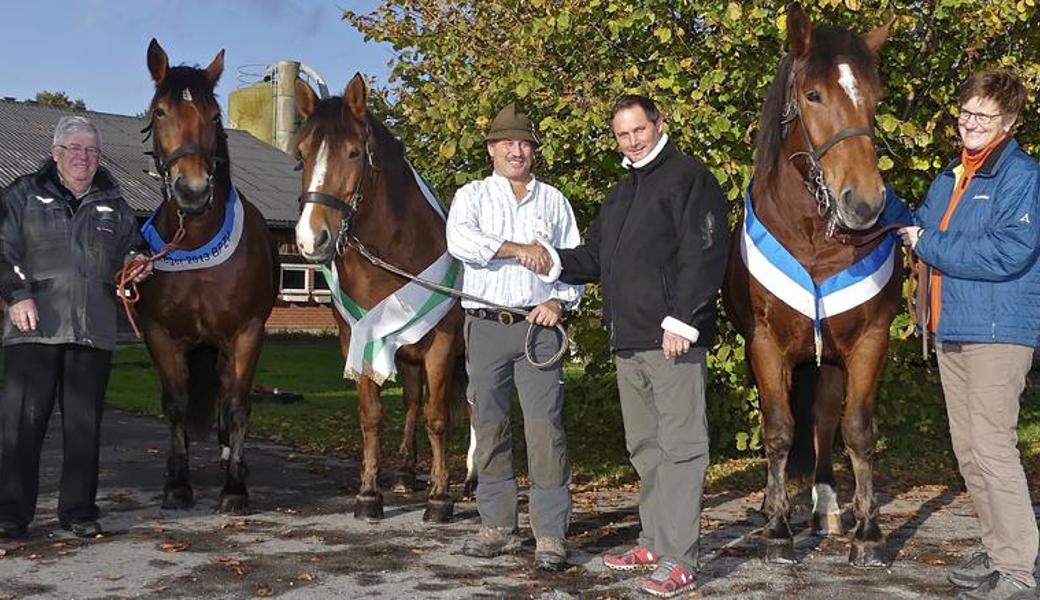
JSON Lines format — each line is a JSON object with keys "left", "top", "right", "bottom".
{"left": 888, "top": 69, "right": 1040, "bottom": 600}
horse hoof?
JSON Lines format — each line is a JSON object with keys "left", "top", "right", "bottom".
{"left": 354, "top": 493, "right": 384, "bottom": 521}
{"left": 812, "top": 512, "right": 845, "bottom": 537}
{"left": 392, "top": 471, "right": 419, "bottom": 494}
{"left": 462, "top": 479, "right": 477, "bottom": 500}
{"left": 217, "top": 493, "right": 249, "bottom": 514}
{"left": 763, "top": 539, "right": 798, "bottom": 565}
{"left": 849, "top": 542, "right": 889, "bottom": 568}
{"left": 421, "top": 496, "right": 453, "bottom": 523}
{"left": 161, "top": 485, "right": 194, "bottom": 510}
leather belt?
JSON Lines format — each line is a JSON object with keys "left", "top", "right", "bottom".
{"left": 465, "top": 307, "right": 532, "bottom": 326}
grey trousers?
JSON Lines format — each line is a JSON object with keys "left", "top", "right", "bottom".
{"left": 465, "top": 316, "right": 571, "bottom": 539}
{"left": 615, "top": 348, "right": 709, "bottom": 571}
{"left": 937, "top": 341, "right": 1038, "bottom": 586}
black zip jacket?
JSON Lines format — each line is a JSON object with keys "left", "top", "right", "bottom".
{"left": 558, "top": 142, "right": 729, "bottom": 352}
{"left": 0, "top": 159, "right": 142, "bottom": 350}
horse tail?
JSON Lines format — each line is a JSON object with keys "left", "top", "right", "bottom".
{"left": 186, "top": 345, "right": 220, "bottom": 439}
{"left": 786, "top": 363, "right": 817, "bottom": 478}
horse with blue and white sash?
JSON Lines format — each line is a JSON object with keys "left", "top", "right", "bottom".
{"left": 722, "top": 5, "right": 901, "bottom": 567}
{"left": 292, "top": 74, "right": 466, "bottom": 522}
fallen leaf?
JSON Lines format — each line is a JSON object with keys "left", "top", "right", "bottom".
{"left": 297, "top": 572, "right": 315, "bottom": 581}
{"left": 29, "top": 553, "right": 43, "bottom": 560}
{"left": 462, "top": 578, "right": 485, "bottom": 587}
{"left": 0, "top": 549, "right": 6, "bottom": 558}
{"left": 255, "top": 582, "right": 273, "bottom": 597}
{"left": 159, "top": 541, "right": 190, "bottom": 553}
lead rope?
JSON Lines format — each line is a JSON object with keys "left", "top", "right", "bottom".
{"left": 347, "top": 238, "right": 569, "bottom": 369}
{"left": 115, "top": 212, "right": 187, "bottom": 339}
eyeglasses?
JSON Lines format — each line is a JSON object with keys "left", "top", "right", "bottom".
{"left": 57, "top": 144, "right": 101, "bottom": 158}
{"left": 957, "top": 108, "right": 1002, "bottom": 126}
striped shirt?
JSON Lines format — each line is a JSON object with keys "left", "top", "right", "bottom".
{"left": 446, "top": 173, "right": 583, "bottom": 310}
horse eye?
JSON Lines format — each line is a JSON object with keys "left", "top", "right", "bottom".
{"left": 348, "top": 147, "right": 362, "bottom": 160}
{"left": 806, "top": 90, "right": 822, "bottom": 103}
{"left": 154, "top": 108, "right": 166, "bottom": 118}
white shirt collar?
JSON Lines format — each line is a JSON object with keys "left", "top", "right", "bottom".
{"left": 622, "top": 133, "right": 669, "bottom": 170}
{"left": 490, "top": 172, "right": 538, "bottom": 202}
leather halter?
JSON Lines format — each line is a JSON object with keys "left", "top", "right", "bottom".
{"left": 141, "top": 104, "right": 224, "bottom": 207}
{"left": 298, "top": 131, "right": 377, "bottom": 256}
{"left": 779, "top": 61, "right": 875, "bottom": 234}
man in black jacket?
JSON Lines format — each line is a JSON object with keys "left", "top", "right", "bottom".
{"left": 530, "top": 95, "right": 728, "bottom": 598}
{"left": 0, "top": 115, "right": 146, "bottom": 539}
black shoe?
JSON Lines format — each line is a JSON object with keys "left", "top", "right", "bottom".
{"left": 0, "top": 520, "right": 27, "bottom": 540}
{"left": 957, "top": 571, "right": 1037, "bottom": 600}
{"left": 61, "top": 520, "right": 102, "bottom": 538}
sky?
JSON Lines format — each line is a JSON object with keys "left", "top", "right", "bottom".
{"left": 0, "top": 0, "right": 394, "bottom": 116}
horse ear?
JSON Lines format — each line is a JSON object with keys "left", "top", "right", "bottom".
{"left": 862, "top": 13, "right": 895, "bottom": 55}
{"left": 786, "top": 3, "right": 813, "bottom": 59}
{"left": 147, "top": 38, "right": 169, "bottom": 84}
{"left": 295, "top": 78, "right": 319, "bottom": 119}
{"left": 205, "top": 49, "right": 225, "bottom": 86}
{"left": 343, "top": 73, "right": 368, "bottom": 120}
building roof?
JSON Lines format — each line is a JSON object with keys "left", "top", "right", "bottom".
{"left": 0, "top": 99, "right": 300, "bottom": 228}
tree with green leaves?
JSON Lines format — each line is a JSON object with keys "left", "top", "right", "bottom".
{"left": 345, "top": 0, "right": 1040, "bottom": 454}
{"left": 33, "top": 90, "right": 87, "bottom": 111}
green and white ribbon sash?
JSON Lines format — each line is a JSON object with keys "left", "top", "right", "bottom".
{"left": 321, "top": 164, "right": 460, "bottom": 384}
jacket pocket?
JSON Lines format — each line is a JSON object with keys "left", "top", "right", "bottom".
{"left": 660, "top": 264, "right": 677, "bottom": 315}
{"left": 85, "top": 210, "right": 123, "bottom": 279}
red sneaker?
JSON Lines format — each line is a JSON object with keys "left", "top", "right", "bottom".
{"left": 602, "top": 545, "right": 658, "bottom": 572}
{"left": 639, "top": 560, "right": 697, "bottom": 598}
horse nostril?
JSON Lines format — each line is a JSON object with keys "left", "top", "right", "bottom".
{"left": 314, "top": 229, "right": 330, "bottom": 249}
{"left": 842, "top": 189, "right": 876, "bottom": 220}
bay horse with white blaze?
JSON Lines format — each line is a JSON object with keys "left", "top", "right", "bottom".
{"left": 292, "top": 74, "right": 464, "bottom": 522}
{"left": 722, "top": 5, "right": 901, "bottom": 567}
{"left": 136, "top": 40, "right": 278, "bottom": 512}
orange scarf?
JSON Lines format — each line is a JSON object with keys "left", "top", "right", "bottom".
{"left": 928, "top": 134, "right": 1007, "bottom": 332}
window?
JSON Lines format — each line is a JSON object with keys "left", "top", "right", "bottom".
{"left": 279, "top": 264, "right": 332, "bottom": 303}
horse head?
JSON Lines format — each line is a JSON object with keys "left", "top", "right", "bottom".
{"left": 293, "top": 74, "right": 377, "bottom": 263}
{"left": 767, "top": 4, "right": 894, "bottom": 231}
{"left": 144, "top": 38, "right": 226, "bottom": 215}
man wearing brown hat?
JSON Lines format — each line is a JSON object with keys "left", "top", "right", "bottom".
{"left": 446, "top": 103, "right": 583, "bottom": 571}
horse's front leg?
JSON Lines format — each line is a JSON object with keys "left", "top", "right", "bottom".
{"left": 218, "top": 323, "right": 264, "bottom": 514}
{"left": 392, "top": 361, "right": 423, "bottom": 493}
{"left": 843, "top": 332, "right": 890, "bottom": 568}
{"left": 811, "top": 364, "right": 846, "bottom": 536}
{"left": 750, "top": 333, "right": 798, "bottom": 564}
{"left": 420, "top": 326, "right": 458, "bottom": 523}
{"left": 143, "top": 325, "right": 194, "bottom": 509}
{"left": 355, "top": 378, "right": 385, "bottom": 520}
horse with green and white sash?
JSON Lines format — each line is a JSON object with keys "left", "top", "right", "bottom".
{"left": 292, "top": 74, "right": 466, "bottom": 522}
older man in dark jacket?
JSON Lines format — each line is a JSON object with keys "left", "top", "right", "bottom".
{"left": 532, "top": 94, "right": 728, "bottom": 597}
{"left": 0, "top": 115, "right": 145, "bottom": 539}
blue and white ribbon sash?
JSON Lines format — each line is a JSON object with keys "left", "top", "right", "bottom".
{"left": 739, "top": 189, "right": 895, "bottom": 364}
{"left": 141, "top": 187, "right": 245, "bottom": 272}
{"left": 324, "top": 163, "right": 461, "bottom": 385}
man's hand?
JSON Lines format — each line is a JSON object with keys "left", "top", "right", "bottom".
{"left": 897, "top": 226, "right": 922, "bottom": 251}
{"left": 662, "top": 330, "right": 691, "bottom": 359}
{"left": 9, "top": 298, "right": 38, "bottom": 333}
{"left": 526, "top": 299, "right": 563, "bottom": 327}
{"left": 123, "top": 253, "right": 154, "bottom": 283}
{"left": 515, "top": 242, "right": 551, "bottom": 275}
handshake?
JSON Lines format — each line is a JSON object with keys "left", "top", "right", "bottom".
{"left": 507, "top": 240, "right": 553, "bottom": 276}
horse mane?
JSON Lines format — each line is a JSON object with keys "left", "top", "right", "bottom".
{"left": 753, "top": 27, "right": 881, "bottom": 188}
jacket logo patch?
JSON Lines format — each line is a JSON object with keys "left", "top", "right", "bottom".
{"left": 972, "top": 194, "right": 990, "bottom": 201}
{"left": 95, "top": 205, "right": 114, "bottom": 213}
{"left": 1020, "top": 213, "right": 1031, "bottom": 224}
{"left": 34, "top": 195, "right": 54, "bottom": 204}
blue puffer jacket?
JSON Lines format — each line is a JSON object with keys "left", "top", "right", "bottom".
{"left": 880, "top": 138, "right": 1040, "bottom": 347}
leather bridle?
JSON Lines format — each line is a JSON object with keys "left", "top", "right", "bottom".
{"left": 298, "top": 132, "right": 377, "bottom": 256}
{"left": 780, "top": 60, "right": 875, "bottom": 234}
{"left": 141, "top": 106, "right": 224, "bottom": 207}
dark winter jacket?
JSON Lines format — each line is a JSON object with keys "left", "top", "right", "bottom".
{"left": 0, "top": 159, "right": 142, "bottom": 350}
{"left": 558, "top": 141, "right": 729, "bottom": 352}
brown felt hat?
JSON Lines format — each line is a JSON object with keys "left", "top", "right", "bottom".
{"left": 485, "top": 103, "right": 540, "bottom": 145}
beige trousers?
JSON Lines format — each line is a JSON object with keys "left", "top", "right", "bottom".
{"left": 937, "top": 341, "right": 1038, "bottom": 586}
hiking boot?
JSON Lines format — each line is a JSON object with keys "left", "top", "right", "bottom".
{"left": 0, "top": 520, "right": 27, "bottom": 540}
{"left": 958, "top": 571, "right": 1037, "bottom": 600}
{"left": 61, "top": 519, "right": 103, "bottom": 539}
{"left": 460, "top": 526, "right": 522, "bottom": 558}
{"left": 950, "top": 552, "right": 994, "bottom": 589}
{"left": 639, "top": 559, "right": 697, "bottom": 598}
{"left": 602, "top": 545, "right": 658, "bottom": 572}
{"left": 534, "top": 537, "right": 567, "bottom": 571}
